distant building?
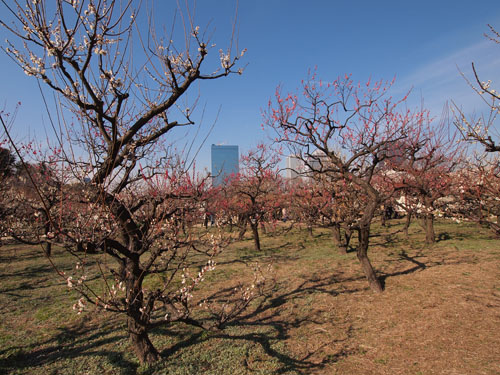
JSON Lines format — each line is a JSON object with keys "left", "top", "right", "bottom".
{"left": 211, "top": 144, "right": 239, "bottom": 186}
{"left": 286, "top": 155, "right": 304, "bottom": 180}
{"left": 307, "top": 149, "right": 329, "bottom": 173}
{"left": 286, "top": 150, "right": 329, "bottom": 181}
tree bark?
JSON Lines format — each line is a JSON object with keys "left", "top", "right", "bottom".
{"left": 250, "top": 220, "right": 261, "bottom": 251}
{"left": 332, "top": 223, "right": 351, "bottom": 254}
{"left": 124, "top": 259, "right": 160, "bottom": 364}
{"left": 128, "top": 316, "right": 160, "bottom": 364}
{"left": 238, "top": 216, "right": 247, "bottom": 240}
{"left": 331, "top": 223, "right": 345, "bottom": 254}
{"left": 357, "top": 225, "right": 383, "bottom": 293}
{"left": 404, "top": 210, "right": 412, "bottom": 238}
{"left": 423, "top": 212, "right": 435, "bottom": 244}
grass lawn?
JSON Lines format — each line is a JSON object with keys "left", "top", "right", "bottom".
{"left": 1, "top": 218, "right": 499, "bottom": 374}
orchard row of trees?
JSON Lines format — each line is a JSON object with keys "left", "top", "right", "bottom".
{"left": 2, "top": 117, "right": 500, "bottom": 302}
{"left": 1, "top": 0, "right": 499, "bottom": 365}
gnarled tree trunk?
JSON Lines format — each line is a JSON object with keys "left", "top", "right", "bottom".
{"left": 357, "top": 224, "right": 383, "bottom": 293}
{"left": 355, "top": 194, "right": 383, "bottom": 293}
{"left": 128, "top": 316, "right": 160, "bottom": 364}
{"left": 125, "top": 259, "right": 160, "bottom": 364}
{"left": 250, "top": 220, "right": 261, "bottom": 251}
{"left": 238, "top": 215, "right": 247, "bottom": 240}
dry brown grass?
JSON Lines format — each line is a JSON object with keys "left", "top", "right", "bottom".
{"left": 1, "top": 219, "right": 499, "bottom": 374}
{"left": 212, "top": 220, "right": 500, "bottom": 374}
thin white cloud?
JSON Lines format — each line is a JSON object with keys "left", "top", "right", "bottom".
{"left": 394, "top": 39, "right": 500, "bottom": 116}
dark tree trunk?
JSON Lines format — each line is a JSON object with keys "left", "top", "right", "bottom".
{"left": 404, "top": 210, "right": 412, "bottom": 238}
{"left": 331, "top": 223, "right": 344, "bottom": 254}
{"left": 332, "top": 223, "right": 351, "bottom": 254}
{"left": 423, "top": 212, "right": 435, "bottom": 244}
{"left": 340, "top": 179, "right": 383, "bottom": 293}
{"left": 124, "top": 259, "right": 160, "bottom": 364}
{"left": 238, "top": 216, "right": 247, "bottom": 240}
{"left": 357, "top": 225, "right": 383, "bottom": 293}
{"left": 344, "top": 227, "right": 352, "bottom": 250}
{"left": 128, "top": 315, "right": 160, "bottom": 364}
{"left": 42, "top": 241, "right": 52, "bottom": 257}
{"left": 76, "top": 241, "right": 98, "bottom": 254}
{"left": 250, "top": 221, "right": 261, "bottom": 251}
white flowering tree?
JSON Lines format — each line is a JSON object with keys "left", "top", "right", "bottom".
{"left": 448, "top": 153, "right": 500, "bottom": 235}
{"left": 0, "top": 0, "right": 248, "bottom": 364}
{"left": 451, "top": 24, "right": 500, "bottom": 236}
{"left": 0, "top": 107, "right": 16, "bottom": 245}
{"left": 386, "top": 111, "right": 464, "bottom": 244}
{"left": 2, "top": 158, "right": 63, "bottom": 255}
{"left": 454, "top": 24, "right": 500, "bottom": 153}
{"left": 0, "top": 146, "right": 17, "bottom": 245}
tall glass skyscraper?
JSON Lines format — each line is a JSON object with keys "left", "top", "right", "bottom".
{"left": 211, "top": 144, "right": 239, "bottom": 186}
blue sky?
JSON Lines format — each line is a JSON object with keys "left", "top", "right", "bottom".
{"left": 1, "top": 0, "right": 500, "bottom": 173}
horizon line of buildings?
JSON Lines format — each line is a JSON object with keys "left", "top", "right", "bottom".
{"left": 211, "top": 144, "right": 320, "bottom": 186}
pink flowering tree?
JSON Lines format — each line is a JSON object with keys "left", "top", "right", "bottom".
{"left": 227, "top": 144, "right": 283, "bottom": 251}
{"left": 286, "top": 178, "right": 326, "bottom": 236}
{"left": 264, "top": 71, "right": 422, "bottom": 292}
{"left": 286, "top": 175, "right": 360, "bottom": 254}
{"left": 0, "top": 0, "right": 250, "bottom": 363}
{"left": 319, "top": 177, "right": 367, "bottom": 254}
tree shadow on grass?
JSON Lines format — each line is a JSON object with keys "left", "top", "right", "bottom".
{"left": 157, "top": 242, "right": 467, "bottom": 372}
{"left": 0, "top": 264, "right": 55, "bottom": 281}
{"left": 154, "top": 274, "right": 363, "bottom": 374}
{"left": 437, "top": 232, "right": 451, "bottom": 241}
{"left": 217, "top": 241, "right": 300, "bottom": 268}
{"left": 378, "top": 250, "right": 429, "bottom": 289}
{"left": 0, "top": 318, "right": 137, "bottom": 375}
{"left": 368, "top": 227, "right": 409, "bottom": 248}
{"left": 0, "top": 245, "right": 42, "bottom": 262}
{"left": 342, "top": 245, "right": 357, "bottom": 254}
